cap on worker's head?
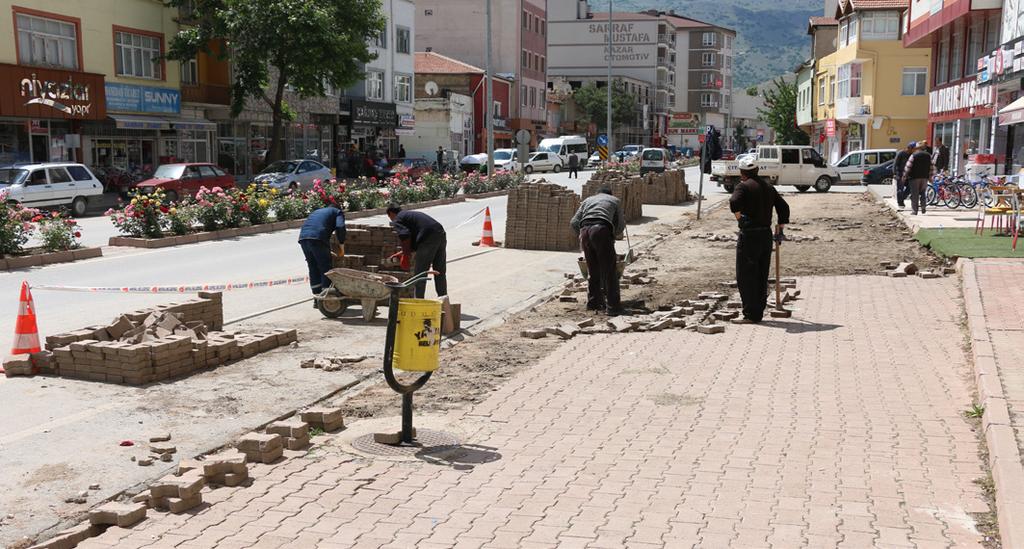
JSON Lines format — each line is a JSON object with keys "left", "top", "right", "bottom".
{"left": 907, "top": 141, "right": 917, "bottom": 148}
{"left": 598, "top": 187, "right": 613, "bottom": 195}
{"left": 737, "top": 156, "right": 758, "bottom": 171}
{"left": 386, "top": 204, "right": 402, "bottom": 215}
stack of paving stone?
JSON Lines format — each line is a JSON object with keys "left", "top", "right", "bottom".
{"left": 581, "top": 177, "right": 644, "bottom": 222}
{"left": 301, "top": 407, "right": 345, "bottom": 432}
{"left": 237, "top": 432, "right": 284, "bottom": 463}
{"left": 177, "top": 450, "right": 249, "bottom": 487}
{"left": 639, "top": 170, "right": 688, "bottom": 205}
{"left": 40, "top": 292, "right": 297, "bottom": 385}
{"left": 267, "top": 418, "right": 311, "bottom": 450}
{"left": 504, "top": 181, "right": 581, "bottom": 251}
{"left": 333, "top": 224, "right": 399, "bottom": 270}
{"left": 146, "top": 469, "right": 206, "bottom": 513}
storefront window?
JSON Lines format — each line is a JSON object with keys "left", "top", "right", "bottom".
{"left": 179, "top": 130, "right": 210, "bottom": 163}
{"left": 0, "top": 123, "right": 31, "bottom": 164}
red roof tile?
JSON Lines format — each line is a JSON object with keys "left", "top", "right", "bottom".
{"left": 809, "top": 16, "right": 838, "bottom": 27}
{"left": 414, "top": 52, "right": 484, "bottom": 75}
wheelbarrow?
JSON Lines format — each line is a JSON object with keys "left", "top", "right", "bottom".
{"left": 316, "top": 268, "right": 399, "bottom": 321}
{"left": 576, "top": 226, "right": 633, "bottom": 280}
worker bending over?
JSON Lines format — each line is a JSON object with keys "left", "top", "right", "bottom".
{"left": 570, "top": 188, "right": 626, "bottom": 316}
{"left": 299, "top": 206, "right": 347, "bottom": 306}
{"left": 729, "top": 157, "right": 790, "bottom": 323}
{"left": 387, "top": 206, "right": 448, "bottom": 299}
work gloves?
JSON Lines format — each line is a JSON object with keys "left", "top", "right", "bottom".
{"left": 389, "top": 252, "right": 411, "bottom": 271}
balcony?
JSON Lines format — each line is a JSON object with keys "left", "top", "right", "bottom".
{"left": 181, "top": 83, "right": 231, "bottom": 105}
{"left": 835, "top": 96, "right": 871, "bottom": 122}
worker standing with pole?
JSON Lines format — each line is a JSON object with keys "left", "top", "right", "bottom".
{"left": 729, "top": 157, "right": 790, "bottom": 323}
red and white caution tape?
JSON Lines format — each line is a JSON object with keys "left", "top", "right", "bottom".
{"left": 30, "top": 275, "right": 310, "bottom": 294}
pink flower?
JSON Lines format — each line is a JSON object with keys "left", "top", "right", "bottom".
{"left": 211, "top": 187, "right": 223, "bottom": 193}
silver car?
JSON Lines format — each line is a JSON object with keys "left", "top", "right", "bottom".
{"left": 254, "top": 159, "right": 332, "bottom": 192}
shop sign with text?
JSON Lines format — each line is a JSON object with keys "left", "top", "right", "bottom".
{"left": 929, "top": 81, "right": 993, "bottom": 115}
{"left": 667, "top": 113, "right": 701, "bottom": 135}
{"left": 105, "top": 83, "right": 180, "bottom": 114}
{"left": 0, "top": 63, "right": 106, "bottom": 120}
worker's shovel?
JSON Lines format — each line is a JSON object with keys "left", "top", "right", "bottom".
{"left": 771, "top": 230, "right": 792, "bottom": 318}
{"left": 624, "top": 225, "right": 635, "bottom": 264}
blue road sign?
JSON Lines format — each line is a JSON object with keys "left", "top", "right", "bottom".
{"left": 597, "top": 134, "right": 608, "bottom": 146}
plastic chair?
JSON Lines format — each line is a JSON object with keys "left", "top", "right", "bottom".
{"left": 976, "top": 185, "right": 1017, "bottom": 236}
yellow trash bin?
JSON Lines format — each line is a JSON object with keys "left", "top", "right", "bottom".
{"left": 392, "top": 298, "right": 442, "bottom": 372}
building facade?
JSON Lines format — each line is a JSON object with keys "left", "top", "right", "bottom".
{"left": 981, "top": 0, "right": 1024, "bottom": 175}
{"left": 802, "top": 16, "right": 839, "bottom": 155}
{"left": 415, "top": 0, "right": 547, "bottom": 145}
{"left": 904, "top": 0, "right": 1002, "bottom": 175}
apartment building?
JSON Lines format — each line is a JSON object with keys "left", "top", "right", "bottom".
{"left": 415, "top": 0, "right": 547, "bottom": 145}
{"left": 547, "top": 1, "right": 677, "bottom": 147}
{"left": 801, "top": 16, "right": 839, "bottom": 154}
{"left": 661, "top": 12, "right": 736, "bottom": 150}
{"left": 904, "top": 0, "right": 1002, "bottom": 174}
{"left": 0, "top": 0, "right": 210, "bottom": 171}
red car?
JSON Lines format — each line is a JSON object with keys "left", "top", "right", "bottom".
{"left": 134, "top": 163, "right": 235, "bottom": 202}
{"left": 385, "top": 158, "right": 432, "bottom": 179}
{"left": 720, "top": 149, "right": 737, "bottom": 161}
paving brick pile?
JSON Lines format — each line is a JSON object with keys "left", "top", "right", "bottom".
{"left": 333, "top": 224, "right": 397, "bottom": 270}
{"left": 27, "top": 292, "right": 297, "bottom": 385}
{"left": 639, "top": 170, "right": 688, "bottom": 204}
{"left": 581, "top": 175, "right": 644, "bottom": 222}
{"left": 504, "top": 181, "right": 580, "bottom": 251}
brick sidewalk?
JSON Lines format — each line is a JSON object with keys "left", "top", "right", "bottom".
{"left": 75, "top": 276, "right": 989, "bottom": 549}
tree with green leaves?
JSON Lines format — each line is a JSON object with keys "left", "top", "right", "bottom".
{"left": 572, "top": 81, "right": 637, "bottom": 131}
{"left": 757, "top": 78, "right": 809, "bottom": 146}
{"left": 165, "top": 0, "right": 386, "bottom": 162}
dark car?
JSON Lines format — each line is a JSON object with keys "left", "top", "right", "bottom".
{"left": 861, "top": 159, "right": 895, "bottom": 186}
{"left": 720, "top": 149, "right": 737, "bottom": 161}
{"left": 134, "top": 163, "right": 235, "bottom": 202}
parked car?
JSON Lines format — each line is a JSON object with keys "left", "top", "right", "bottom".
{"left": 834, "top": 148, "right": 897, "bottom": 183}
{"left": 0, "top": 162, "right": 104, "bottom": 217}
{"left": 386, "top": 158, "right": 432, "bottom": 179}
{"left": 521, "top": 152, "right": 563, "bottom": 174}
{"left": 721, "top": 149, "right": 737, "bottom": 161}
{"left": 492, "top": 149, "right": 519, "bottom": 172}
{"left": 711, "top": 145, "right": 840, "bottom": 193}
{"left": 640, "top": 148, "right": 670, "bottom": 174}
{"left": 588, "top": 151, "right": 603, "bottom": 166}
{"left": 253, "top": 159, "right": 332, "bottom": 192}
{"left": 460, "top": 153, "right": 488, "bottom": 173}
{"left": 621, "top": 144, "right": 643, "bottom": 158}
{"left": 135, "top": 163, "right": 236, "bottom": 202}
{"left": 862, "top": 159, "right": 895, "bottom": 186}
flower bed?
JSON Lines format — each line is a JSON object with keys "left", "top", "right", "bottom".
{"left": 106, "top": 171, "right": 523, "bottom": 248}
{"left": 0, "top": 194, "right": 102, "bottom": 270}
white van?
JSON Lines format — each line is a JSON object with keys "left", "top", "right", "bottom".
{"left": 640, "top": 148, "right": 670, "bottom": 174}
{"left": 538, "top": 136, "right": 589, "bottom": 167}
{"left": 0, "top": 162, "right": 104, "bottom": 216}
{"left": 834, "top": 148, "right": 897, "bottom": 182}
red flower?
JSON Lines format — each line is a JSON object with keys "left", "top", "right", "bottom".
{"left": 160, "top": 206, "right": 169, "bottom": 214}
{"left": 74, "top": 231, "right": 81, "bottom": 238}
{"left": 31, "top": 215, "right": 42, "bottom": 222}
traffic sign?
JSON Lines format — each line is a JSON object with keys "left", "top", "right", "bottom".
{"left": 596, "top": 134, "right": 608, "bottom": 146}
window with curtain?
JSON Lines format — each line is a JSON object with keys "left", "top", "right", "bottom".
{"left": 365, "top": 70, "right": 384, "bottom": 100}
{"left": 396, "top": 27, "right": 410, "bottom": 54}
{"left": 840, "top": 19, "right": 849, "bottom": 46}
{"left": 936, "top": 28, "right": 950, "bottom": 84}
{"left": 951, "top": 19, "right": 965, "bottom": 81}
{"left": 181, "top": 58, "right": 198, "bottom": 85}
{"left": 115, "top": 31, "right": 162, "bottom": 79}
{"left": 16, "top": 13, "right": 78, "bottom": 70}
{"left": 966, "top": 17, "right": 984, "bottom": 76}
{"left": 902, "top": 67, "right": 927, "bottom": 96}
{"left": 861, "top": 11, "right": 899, "bottom": 40}
{"left": 393, "top": 74, "right": 411, "bottom": 103}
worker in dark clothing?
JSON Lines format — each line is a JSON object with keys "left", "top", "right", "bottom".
{"left": 567, "top": 153, "right": 580, "bottom": 179}
{"left": 570, "top": 188, "right": 626, "bottom": 316}
{"left": 729, "top": 157, "right": 790, "bottom": 324}
{"left": 893, "top": 142, "right": 914, "bottom": 210}
{"left": 299, "top": 207, "right": 347, "bottom": 305}
{"left": 387, "top": 206, "right": 447, "bottom": 299}
{"left": 436, "top": 146, "right": 445, "bottom": 173}
{"left": 902, "top": 142, "right": 933, "bottom": 215}
{"left": 932, "top": 138, "right": 950, "bottom": 173}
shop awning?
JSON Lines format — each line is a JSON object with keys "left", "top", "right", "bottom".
{"left": 107, "top": 115, "right": 216, "bottom": 131}
{"left": 999, "top": 96, "right": 1024, "bottom": 126}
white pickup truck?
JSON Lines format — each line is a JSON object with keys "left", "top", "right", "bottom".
{"left": 711, "top": 145, "right": 841, "bottom": 193}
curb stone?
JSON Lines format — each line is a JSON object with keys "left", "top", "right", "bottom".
{"left": 958, "top": 258, "right": 1024, "bottom": 549}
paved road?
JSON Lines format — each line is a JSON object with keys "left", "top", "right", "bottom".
{"left": 75, "top": 275, "right": 988, "bottom": 548}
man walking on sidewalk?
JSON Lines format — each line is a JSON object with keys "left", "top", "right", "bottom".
{"left": 902, "top": 142, "right": 933, "bottom": 215}
{"left": 571, "top": 188, "right": 626, "bottom": 316}
{"left": 730, "top": 157, "right": 790, "bottom": 323}
{"left": 387, "top": 206, "right": 448, "bottom": 299}
{"left": 299, "top": 206, "right": 347, "bottom": 305}
{"left": 893, "top": 142, "right": 914, "bottom": 210}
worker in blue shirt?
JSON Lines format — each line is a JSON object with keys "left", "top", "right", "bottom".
{"left": 299, "top": 206, "right": 346, "bottom": 304}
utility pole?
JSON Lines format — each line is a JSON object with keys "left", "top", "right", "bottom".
{"left": 606, "top": 0, "right": 613, "bottom": 155}
{"left": 485, "top": 0, "right": 495, "bottom": 176}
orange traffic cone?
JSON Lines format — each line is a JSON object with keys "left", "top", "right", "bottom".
{"left": 479, "top": 207, "right": 497, "bottom": 247}
{"left": 12, "top": 281, "right": 40, "bottom": 356}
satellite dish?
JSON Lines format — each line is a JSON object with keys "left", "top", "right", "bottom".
{"left": 425, "top": 81, "right": 439, "bottom": 96}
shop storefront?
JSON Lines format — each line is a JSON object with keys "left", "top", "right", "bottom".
{"left": 342, "top": 99, "right": 398, "bottom": 158}
{"left": 928, "top": 79, "right": 996, "bottom": 175}
{"left": 83, "top": 82, "right": 214, "bottom": 177}
{"left": 0, "top": 63, "right": 107, "bottom": 165}
{"left": 986, "top": 32, "right": 1024, "bottom": 177}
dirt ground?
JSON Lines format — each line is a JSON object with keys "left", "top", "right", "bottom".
{"left": 329, "top": 190, "right": 943, "bottom": 418}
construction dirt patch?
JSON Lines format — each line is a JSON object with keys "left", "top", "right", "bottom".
{"left": 328, "top": 190, "right": 942, "bottom": 419}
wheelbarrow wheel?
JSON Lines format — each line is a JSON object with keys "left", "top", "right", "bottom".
{"left": 318, "top": 297, "right": 348, "bottom": 318}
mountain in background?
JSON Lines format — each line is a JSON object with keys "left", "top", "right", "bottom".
{"left": 613, "top": 0, "right": 822, "bottom": 87}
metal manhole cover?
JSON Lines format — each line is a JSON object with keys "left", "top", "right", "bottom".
{"left": 351, "top": 429, "right": 460, "bottom": 457}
